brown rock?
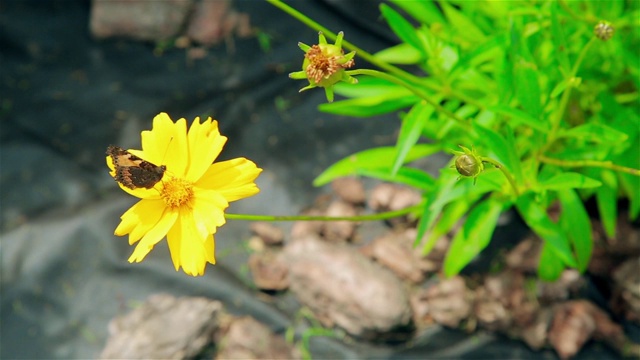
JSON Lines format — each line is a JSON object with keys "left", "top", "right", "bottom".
{"left": 250, "top": 222, "right": 284, "bottom": 246}
{"left": 413, "top": 276, "right": 474, "bottom": 328}
{"left": 186, "top": 0, "right": 251, "bottom": 46}
{"left": 368, "top": 184, "right": 421, "bottom": 227}
{"left": 248, "top": 251, "right": 289, "bottom": 291}
{"left": 365, "top": 230, "right": 427, "bottom": 283}
{"left": 505, "top": 236, "right": 541, "bottom": 273}
{"left": 100, "top": 294, "right": 221, "bottom": 359}
{"left": 216, "top": 316, "right": 299, "bottom": 359}
{"left": 284, "top": 235, "right": 411, "bottom": 338}
{"left": 331, "top": 177, "right": 366, "bottom": 205}
{"left": 322, "top": 200, "right": 358, "bottom": 242}
{"left": 90, "top": 0, "right": 193, "bottom": 41}
{"left": 612, "top": 257, "right": 640, "bottom": 323}
{"left": 290, "top": 208, "right": 324, "bottom": 239}
{"left": 547, "top": 301, "right": 597, "bottom": 359}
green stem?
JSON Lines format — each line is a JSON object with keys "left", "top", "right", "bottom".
{"left": 481, "top": 157, "right": 520, "bottom": 196}
{"left": 543, "top": 36, "right": 597, "bottom": 155}
{"left": 539, "top": 155, "right": 640, "bottom": 176}
{"left": 350, "top": 69, "right": 470, "bottom": 129}
{"left": 266, "top": 0, "right": 485, "bottom": 111}
{"left": 225, "top": 203, "right": 423, "bottom": 222}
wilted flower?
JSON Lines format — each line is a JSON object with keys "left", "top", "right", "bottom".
{"left": 289, "top": 31, "right": 357, "bottom": 102}
{"left": 106, "top": 113, "right": 262, "bottom": 276}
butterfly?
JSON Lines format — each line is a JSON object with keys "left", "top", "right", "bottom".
{"left": 106, "top": 145, "right": 166, "bottom": 189}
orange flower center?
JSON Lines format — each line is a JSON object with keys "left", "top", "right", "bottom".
{"left": 305, "top": 44, "right": 354, "bottom": 84}
{"left": 161, "top": 176, "right": 194, "bottom": 209}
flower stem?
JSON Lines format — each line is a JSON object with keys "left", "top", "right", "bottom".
{"left": 226, "top": 203, "right": 423, "bottom": 222}
{"left": 539, "top": 155, "right": 640, "bottom": 176}
{"left": 349, "top": 69, "right": 470, "bottom": 129}
{"left": 481, "top": 157, "right": 520, "bottom": 196}
{"left": 266, "top": 0, "right": 485, "bottom": 110}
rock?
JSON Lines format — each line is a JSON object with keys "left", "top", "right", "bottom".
{"left": 412, "top": 276, "right": 474, "bottom": 328}
{"left": 290, "top": 208, "right": 324, "bottom": 239}
{"left": 90, "top": 0, "right": 193, "bottom": 41}
{"left": 331, "top": 177, "right": 366, "bottom": 205}
{"left": 250, "top": 222, "right": 284, "bottom": 246}
{"left": 322, "top": 200, "right": 358, "bottom": 242}
{"left": 368, "top": 184, "right": 421, "bottom": 227}
{"left": 612, "top": 257, "right": 640, "bottom": 324}
{"left": 248, "top": 251, "right": 289, "bottom": 291}
{"left": 284, "top": 235, "right": 411, "bottom": 338}
{"left": 100, "top": 294, "right": 221, "bottom": 359}
{"left": 185, "top": 0, "right": 251, "bottom": 46}
{"left": 215, "top": 316, "right": 299, "bottom": 359}
{"left": 505, "top": 236, "right": 541, "bottom": 274}
{"left": 364, "top": 230, "right": 428, "bottom": 283}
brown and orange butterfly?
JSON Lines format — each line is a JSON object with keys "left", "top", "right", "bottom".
{"left": 106, "top": 145, "right": 166, "bottom": 189}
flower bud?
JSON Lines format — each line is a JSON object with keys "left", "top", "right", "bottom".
{"left": 452, "top": 146, "right": 484, "bottom": 184}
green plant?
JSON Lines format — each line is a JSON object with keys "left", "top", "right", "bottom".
{"left": 273, "top": 0, "right": 640, "bottom": 280}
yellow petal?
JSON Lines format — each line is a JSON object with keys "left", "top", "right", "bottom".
{"left": 192, "top": 187, "right": 228, "bottom": 238}
{"left": 196, "top": 158, "right": 262, "bottom": 202}
{"left": 114, "top": 199, "right": 165, "bottom": 245}
{"left": 128, "top": 209, "right": 178, "bottom": 263}
{"left": 185, "top": 118, "right": 227, "bottom": 182}
{"left": 166, "top": 209, "right": 216, "bottom": 276}
{"left": 139, "top": 113, "right": 189, "bottom": 177}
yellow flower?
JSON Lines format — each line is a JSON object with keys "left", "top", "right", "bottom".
{"left": 106, "top": 113, "right": 262, "bottom": 276}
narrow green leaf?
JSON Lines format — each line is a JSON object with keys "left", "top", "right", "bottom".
{"left": 539, "top": 172, "right": 602, "bottom": 190}
{"left": 557, "top": 189, "right": 592, "bottom": 272}
{"left": 473, "top": 123, "right": 519, "bottom": 181}
{"left": 389, "top": 0, "right": 445, "bottom": 25}
{"left": 358, "top": 167, "right": 435, "bottom": 191}
{"left": 516, "top": 194, "right": 578, "bottom": 268}
{"left": 550, "top": 1, "right": 570, "bottom": 72}
{"left": 488, "top": 105, "right": 548, "bottom": 132}
{"left": 440, "top": 1, "right": 486, "bottom": 43}
{"left": 332, "top": 76, "right": 409, "bottom": 98}
{"left": 444, "top": 197, "right": 503, "bottom": 276}
{"left": 596, "top": 170, "right": 618, "bottom": 238}
{"left": 558, "top": 123, "right": 629, "bottom": 144}
{"left": 393, "top": 102, "right": 432, "bottom": 175}
{"left": 538, "top": 243, "right": 565, "bottom": 281}
{"left": 419, "top": 198, "right": 471, "bottom": 254}
{"left": 514, "top": 62, "right": 542, "bottom": 119}
{"left": 450, "top": 34, "right": 507, "bottom": 78}
{"left": 415, "top": 172, "right": 459, "bottom": 243}
{"left": 380, "top": 4, "right": 424, "bottom": 53}
{"left": 504, "top": 127, "right": 524, "bottom": 184}
{"left": 374, "top": 43, "right": 424, "bottom": 65}
{"left": 318, "top": 94, "right": 419, "bottom": 117}
{"left": 313, "top": 144, "right": 440, "bottom": 186}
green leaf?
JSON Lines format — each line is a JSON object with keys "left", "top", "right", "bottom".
{"left": 313, "top": 144, "right": 440, "bottom": 186}
{"left": 538, "top": 243, "right": 565, "bottom": 281}
{"left": 596, "top": 170, "right": 618, "bottom": 238}
{"left": 388, "top": 0, "right": 445, "bottom": 25}
{"left": 380, "top": 4, "right": 424, "bottom": 53}
{"left": 358, "top": 167, "right": 435, "bottom": 191}
{"left": 473, "top": 123, "right": 521, "bottom": 184}
{"left": 318, "top": 94, "right": 419, "bottom": 117}
{"left": 440, "top": 1, "right": 486, "bottom": 43}
{"left": 419, "top": 198, "right": 471, "bottom": 254}
{"left": 332, "top": 76, "right": 409, "bottom": 98}
{"left": 550, "top": 1, "right": 570, "bottom": 73}
{"left": 558, "top": 123, "right": 629, "bottom": 144}
{"left": 488, "top": 105, "right": 548, "bottom": 132}
{"left": 516, "top": 194, "right": 578, "bottom": 268}
{"left": 374, "top": 43, "right": 424, "bottom": 65}
{"left": 415, "top": 172, "right": 460, "bottom": 243}
{"left": 393, "top": 102, "right": 432, "bottom": 175}
{"left": 557, "top": 189, "right": 592, "bottom": 272}
{"left": 514, "top": 62, "right": 542, "bottom": 119}
{"left": 444, "top": 197, "right": 503, "bottom": 276}
{"left": 538, "top": 172, "right": 602, "bottom": 190}
{"left": 450, "top": 34, "right": 507, "bottom": 79}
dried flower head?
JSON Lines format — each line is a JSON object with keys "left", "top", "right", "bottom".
{"left": 289, "top": 31, "right": 357, "bottom": 102}
{"left": 594, "top": 21, "right": 614, "bottom": 41}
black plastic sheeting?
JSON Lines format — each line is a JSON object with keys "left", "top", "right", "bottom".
{"left": 0, "top": 1, "right": 629, "bottom": 359}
